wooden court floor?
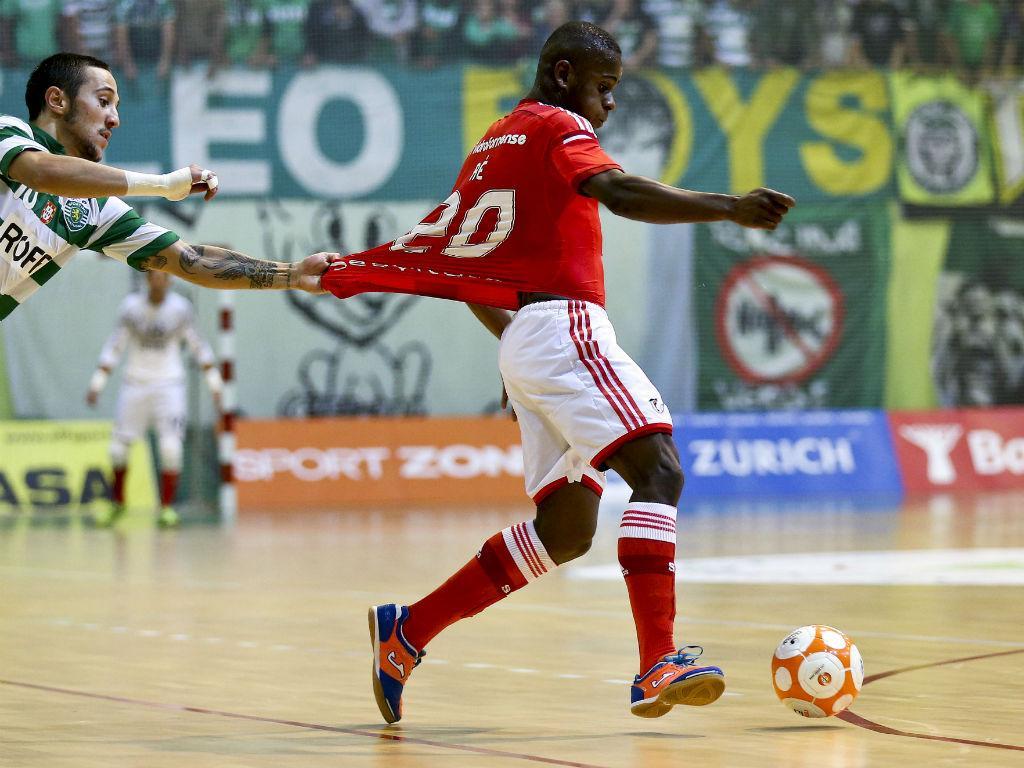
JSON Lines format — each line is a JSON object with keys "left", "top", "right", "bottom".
{"left": 2, "top": 492, "right": 1023, "bottom": 767}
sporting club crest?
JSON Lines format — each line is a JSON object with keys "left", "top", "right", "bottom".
{"left": 905, "top": 100, "right": 979, "bottom": 195}
{"left": 61, "top": 198, "right": 91, "bottom": 232}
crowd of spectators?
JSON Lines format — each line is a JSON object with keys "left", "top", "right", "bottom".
{"left": 1, "top": 0, "right": 1021, "bottom": 79}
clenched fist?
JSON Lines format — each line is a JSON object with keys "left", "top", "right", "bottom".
{"left": 730, "top": 188, "right": 796, "bottom": 230}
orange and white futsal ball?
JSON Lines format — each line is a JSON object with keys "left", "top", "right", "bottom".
{"left": 771, "top": 625, "right": 864, "bottom": 718}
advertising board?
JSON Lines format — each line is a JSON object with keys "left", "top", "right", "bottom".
{"left": 890, "top": 408, "right": 1024, "bottom": 493}
{"left": 672, "top": 410, "right": 902, "bottom": 498}
{"left": 234, "top": 416, "right": 524, "bottom": 508}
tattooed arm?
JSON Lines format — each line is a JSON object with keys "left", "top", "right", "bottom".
{"left": 139, "top": 241, "right": 335, "bottom": 294}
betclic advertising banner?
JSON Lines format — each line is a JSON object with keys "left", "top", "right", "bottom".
{"left": 889, "top": 408, "right": 1024, "bottom": 493}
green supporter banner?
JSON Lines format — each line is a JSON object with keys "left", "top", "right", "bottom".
{"left": 0, "top": 64, "right": 896, "bottom": 204}
{"left": 0, "top": 65, "right": 467, "bottom": 201}
{"left": 464, "top": 67, "right": 895, "bottom": 204}
{"left": 2, "top": 65, "right": 1018, "bottom": 208}
{"left": 695, "top": 203, "right": 890, "bottom": 411}
{"left": 930, "top": 216, "right": 1024, "bottom": 407}
{"left": 891, "top": 72, "right": 995, "bottom": 207}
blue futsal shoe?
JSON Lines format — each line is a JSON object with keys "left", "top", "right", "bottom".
{"left": 630, "top": 646, "right": 726, "bottom": 717}
{"left": 368, "top": 604, "right": 424, "bottom": 723}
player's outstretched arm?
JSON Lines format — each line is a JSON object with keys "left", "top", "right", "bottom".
{"left": 182, "top": 319, "right": 224, "bottom": 410}
{"left": 138, "top": 241, "right": 335, "bottom": 294}
{"left": 582, "top": 169, "right": 796, "bottom": 229}
{"left": 85, "top": 364, "right": 112, "bottom": 407}
{"left": 86, "top": 323, "right": 127, "bottom": 406}
{"left": 7, "top": 152, "right": 219, "bottom": 201}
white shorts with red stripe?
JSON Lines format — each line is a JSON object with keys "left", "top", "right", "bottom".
{"left": 499, "top": 299, "right": 673, "bottom": 504}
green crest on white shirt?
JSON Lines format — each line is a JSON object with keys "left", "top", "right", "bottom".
{"left": 62, "top": 198, "right": 91, "bottom": 232}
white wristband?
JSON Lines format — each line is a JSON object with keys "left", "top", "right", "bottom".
{"left": 89, "top": 368, "right": 109, "bottom": 393}
{"left": 204, "top": 366, "right": 224, "bottom": 395}
{"left": 124, "top": 167, "right": 195, "bottom": 201}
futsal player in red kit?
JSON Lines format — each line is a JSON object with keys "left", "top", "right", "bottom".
{"left": 322, "top": 21, "right": 795, "bottom": 723}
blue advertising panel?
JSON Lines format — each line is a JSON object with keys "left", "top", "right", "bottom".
{"left": 670, "top": 410, "right": 903, "bottom": 499}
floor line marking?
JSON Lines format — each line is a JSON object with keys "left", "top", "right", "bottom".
{"left": 837, "top": 710, "right": 1024, "bottom": 752}
{"left": 838, "top": 648, "right": 1024, "bottom": 751}
{"left": 861, "top": 647, "right": 1024, "bottom": 685}
{"left": 0, "top": 678, "right": 610, "bottom": 768}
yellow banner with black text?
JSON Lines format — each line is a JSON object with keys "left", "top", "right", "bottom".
{"left": 0, "top": 421, "right": 155, "bottom": 509}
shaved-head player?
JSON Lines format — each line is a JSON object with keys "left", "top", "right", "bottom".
{"left": 321, "top": 22, "right": 796, "bottom": 723}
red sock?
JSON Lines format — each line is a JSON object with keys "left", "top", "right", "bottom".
{"left": 160, "top": 471, "right": 180, "bottom": 506}
{"left": 618, "top": 502, "right": 679, "bottom": 673}
{"left": 111, "top": 466, "right": 127, "bottom": 505}
{"left": 402, "top": 520, "right": 555, "bottom": 650}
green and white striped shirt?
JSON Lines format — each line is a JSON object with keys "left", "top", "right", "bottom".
{"left": 0, "top": 115, "right": 179, "bottom": 320}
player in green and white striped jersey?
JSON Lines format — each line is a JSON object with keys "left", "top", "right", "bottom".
{"left": 1, "top": 52, "right": 333, "bottom": 322}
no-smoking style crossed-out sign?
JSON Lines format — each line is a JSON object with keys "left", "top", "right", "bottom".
{"left": 715, "top": 255, "right": 844, "bottom": 385}
{"left": 696, "top": 209, "right": 887, "bottom": 411}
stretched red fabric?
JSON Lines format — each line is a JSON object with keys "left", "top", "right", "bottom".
{"left": 322, "top": 100, "right": 620, "bottom": 311}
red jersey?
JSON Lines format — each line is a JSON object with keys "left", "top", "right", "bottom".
{"left": 322, "top": 100, "right": 621, "bottom": 310}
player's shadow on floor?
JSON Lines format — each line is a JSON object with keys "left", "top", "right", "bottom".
{"left": 354, "top": 725, "right": 494, "bottom": 737}
{"left": 365, "top": 726, "right": 705, "bottom": 743}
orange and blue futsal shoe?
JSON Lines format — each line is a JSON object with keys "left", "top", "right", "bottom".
{"left": 630, "top": 646, "right": 726, "bottom": 718}
{"left": 368, "top": 604, "right": 423, "bottom": 723}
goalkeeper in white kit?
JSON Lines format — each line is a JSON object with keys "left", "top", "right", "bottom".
{"left": 86, "top": 270, "right": 222, "bottom": 527}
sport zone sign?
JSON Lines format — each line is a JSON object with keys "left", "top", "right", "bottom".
{"left": 234, "top": 416, "right": 525, "bottom": 508}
